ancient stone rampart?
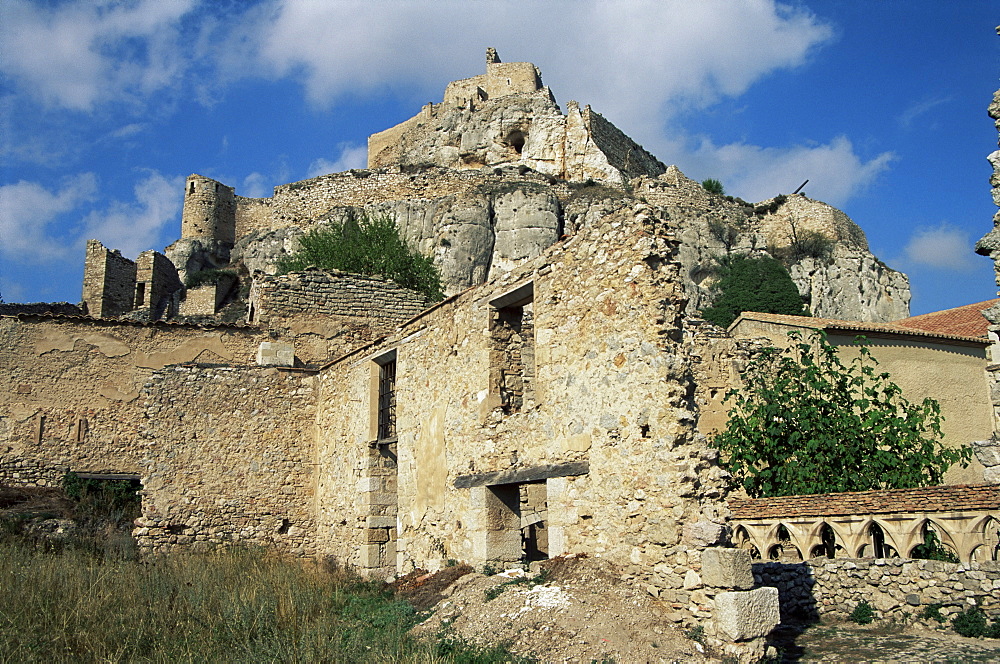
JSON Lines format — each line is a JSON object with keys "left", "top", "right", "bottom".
{"left": 0, "top": 314, "right": 262, "bottom": 488}
{"left": 754, "top": 558, "right": 1000, "bottom": 624}
{"left": 582, "top": 105, "right": 666, "bottom": 180}
{"left": 182, "top": 174, "right": 236, "bottom": 244}
{"left": 134, "top": 364, "right": 317, "bottom": 556}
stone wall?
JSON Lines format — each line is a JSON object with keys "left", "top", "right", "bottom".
{"left": 181, "top": 174, "right": 236, "bottom": 244}
{"left": 0, "top": 314, "right": 262, "bottom": 487}
{"left": 583, "top": 105, "right": 666, "bottom": 180}
{"left": 248, "top": 270, "right": 429, "bottom": 365}
{"left": 135, "top": 250, "right": 183, "bottom": 320}
{"left": 754, "top": 558, "right": 1000, "bottom": 624}
{"left": 82, "top": 239, "right": 137, "bottom": 318}
{"left": 134, "top": 364, "right": 317, "bottom": 556}
{"left": 312, "top": 199, "right": 736, "bottom": 628}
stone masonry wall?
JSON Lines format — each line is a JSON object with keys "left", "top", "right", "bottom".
{"left": 249, "top": 270, "right": 429, "bottom": 365}
{"left": 82, "top": 239, "right": 137, "bottom": 318}
{"left": 754, "top": 558, "right": 1000, "bottom": 624}
{"left": 134, "top": 364, "right": 317, "bottom": 556}
{"left": 313, "top": 200, "right": 735, "bottom": 632}
{"left": 0, "top": 315, "right": 262, "bottom": 488}
{"left": 583, "top": 105, "right": 666, "bottom": 180}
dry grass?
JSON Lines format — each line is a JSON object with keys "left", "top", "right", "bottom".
{"left": 0, "top": 540, "right": 523, "bottom": 663}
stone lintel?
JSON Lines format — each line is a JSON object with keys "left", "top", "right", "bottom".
{"left": 454, "top": 461, "right": 588, "bottom": 488}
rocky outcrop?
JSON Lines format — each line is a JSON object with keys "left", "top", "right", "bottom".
{"left": 975, "top": 87, "right": 1000, "bottom": 299}
{"left": 368, "top": 50, "right": 665, "bottom": 185}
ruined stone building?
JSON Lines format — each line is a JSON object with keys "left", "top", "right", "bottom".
{"left": 3, "top": 49, "right": 999, "bottom": 653}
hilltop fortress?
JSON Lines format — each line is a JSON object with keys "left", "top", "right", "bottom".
{"left": 3, "top": 50, "right": 998, "bottom": 659}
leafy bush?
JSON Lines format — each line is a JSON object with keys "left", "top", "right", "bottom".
{"left": 921, "top": 603, "right": 947, "bottom": 624}
{"left": 753, "top": 194, "right": 787, "bottom": 217}
{"left": 849, "top": 600, "right": 875, "bottom": 625}
{"left": 701, "top": 178, "right": 725, "bottom": 195}
{"left": 911, "top": 527, "right": 959, "bottom": 563}
{"left": 699, "top": 254, "right": 808, "bottom": 329}
{"left": 278, "top": 211, "right": 444, "bottom": 301}
{"left": 713, "top": 331, "right": 969, "bottom": 498}
{"left": 771, "top": 229, "right": 834, "bottom": 264}
{"left": 184, "top": 268, "right": 237, "bottom": 289}
{"left": 953, "top": 605, "right": 988, "bottom": 637}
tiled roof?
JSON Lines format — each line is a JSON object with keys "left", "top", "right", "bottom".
{"left": 892, "top": 299, "right": 999, "bottom": 339}
{"left": 730, "top": 312, "right": 989, "bottom": 346}
{"left": 729, "top": 484, "right": 1000, "bottom": 520}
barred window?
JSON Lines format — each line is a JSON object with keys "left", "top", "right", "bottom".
{"left": 377, "top": 358, "right": 396, "bottom": 441}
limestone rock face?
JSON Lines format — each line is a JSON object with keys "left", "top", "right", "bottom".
{"left": 640, "top": 170, "right": 910, "bottom": 323}
{"left": 975, "top": 88, "right": 1000, "bottom": 290}
{"left": 164, "top": 238, "right": 231, "bottom": 282}
{"left": 375, "top": 91, "right": 665, "bottom": 185}
{"left": 790, "top": 248, "right": 910, "bottom": 322}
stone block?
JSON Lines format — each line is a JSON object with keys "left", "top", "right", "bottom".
{"left": 256, "top": 341, "right": 295, "bottom": 367}
{"left": 366, "top": 515, "right": 396, "bottom": 528}
{"left": 715, "top": 587, "right": 780, "bottom": 641}
{"left": 365, "top": 528, "right": 389, "bottom": 543}
{"left": 683, "top": 519, "right": 726, "bottom": 547}
{"left": 702, "top": 548, "right": 754, "bottom": 590}
{"left": 359, "top": 543, "right": 383, "bottom": 567}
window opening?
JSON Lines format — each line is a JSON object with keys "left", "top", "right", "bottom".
{"left": 377, "top": 358, "right": 397, "bottom": 441}
{"left": 489, "top": 283, "right": 534, "bottom": 414}
{"left": 868, "top": 522, "right": 897, "bottom": 559}
{"left": 134, "top": 282, "right": 146, "bottom": 308}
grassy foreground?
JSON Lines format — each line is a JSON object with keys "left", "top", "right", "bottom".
{"left": 0, "top": 540, "right": 518, "bottom": 663}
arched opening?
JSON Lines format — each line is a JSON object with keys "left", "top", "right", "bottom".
{"left": 767, "top": 524, "right": 802, "bottom": 561}
{"left": 980, "top": 517, "right": 999, "bottom": 562}
{"left": 868, "top": 522, "right": 897, "bottom": 559}
{"left": 505, "top": 130, "right": 526, "bottom": 155}
{"left": 909, "top": 520, "right": 958, "bottom": 562}
{"left": 811, "top": 522, "right": 838, "bottom": 559}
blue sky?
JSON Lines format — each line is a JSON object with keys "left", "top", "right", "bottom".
{"left": 1, "top": 1, "right": 997, "bottom": 316}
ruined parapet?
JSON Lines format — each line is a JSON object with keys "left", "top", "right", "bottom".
{"left": 181, "top": 174, "right": 236, "bottom": 244}
{"left": 81, "top": 239, "right": 137, "bottom": 318}
{"left": 134, "top": 250, "right": 183, "bottom": 320}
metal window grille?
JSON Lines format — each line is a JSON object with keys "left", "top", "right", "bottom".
{"left": 377, "top": 359, "right": 396, "bottom": 440}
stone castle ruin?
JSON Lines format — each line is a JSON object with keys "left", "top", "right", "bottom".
{"left": 3, "top": 49, "right": 999, "bottom": 658}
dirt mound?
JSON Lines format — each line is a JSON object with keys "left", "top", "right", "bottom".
{"left": 391, "top": 564, "right": 474, "bottom": 611}
{"left": 404, "top": 555, "right": 708, "bottom": 663}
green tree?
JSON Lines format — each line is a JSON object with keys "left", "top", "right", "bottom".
{"left": 701, "top": 178, "right": 725, "bottom": 195}
{"left": 278, "top": 211, "right": 444, "bottom": 301}
{"left": 700, "top": 254, "right": 807, "bottom": 328}
{"left": 713, "top": 331, "right": 970, "bottom": 498}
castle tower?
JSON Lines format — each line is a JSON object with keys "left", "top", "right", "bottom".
{"left": 181, "top": 174, "right": 236, "bottom": 245}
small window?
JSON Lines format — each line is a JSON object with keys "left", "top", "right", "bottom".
{"left": 371, "top": 351, "right": 397, "bottom": 441}
{"left": 189, "top": 182, "right": 195, "bottom": 194}
{"left": 134, "top": 282, "right": 146, "bottom": 308}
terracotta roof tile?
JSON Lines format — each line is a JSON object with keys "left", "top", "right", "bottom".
{"left": 892, "top": 299, "right": 998, "bottom": 338}
{"left": 730, "top": 311, "right": 989, "bottom": 345}
{"left": 730, "top": 484, "right": 1000, "bottom": 519}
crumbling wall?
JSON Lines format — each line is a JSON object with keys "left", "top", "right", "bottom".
{"left": 248, "top": 270, "right": 429, "bottom": 365}
{"left": 82, "top": 240, "right": 137, "bottom": 318}
{"left": 314, "top": 200, "right": 736, "bottom": 632}
{"left": 135, "top": 250, "right": 183, "bottom": 320}
{"left": 134, "top": 365, "right": 317, "bottom": 556}
{"left": 234, "top": 196, "right": 273, "bottom": 243}
{"left": 582, "top": 105, "right": 666, "bottom": 180}
{"left": 0, "top": 315, "right": 262, "bottom": 487}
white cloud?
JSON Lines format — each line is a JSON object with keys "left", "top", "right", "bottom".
{"left": 903, "top": 224, "right": 978, "bottom": 272}
{"left": 898, "top": 96, "right": 950, "bottom": 130}
{"left": 0, "top": 0, "right": 196, "bottom": 110}
{"left": 252, "top": 0, "right": 832, "bottom": 133}
{"left": 242, "top": 173, "right": 272, "bottom": 199}
{"left": 308, "top": 144, "right": 368, "bottom": 178}
{"left": 0, "top": 174, "right": 98, "bottom": 260}
{"left": 683, "top": 136, "right": 895, "bottom": 206}
{"left": 81, "top": 171, "right": 184, "bottom": 258}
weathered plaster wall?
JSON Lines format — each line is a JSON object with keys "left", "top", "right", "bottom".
{"left": 134, "top": 365, "right": 317, "bottom": 556}
{"left": 0, "top": 315, "right": 261, "bottom": 486}
{"left": 314, "top": 201, "right": 735, "bottom": 628}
